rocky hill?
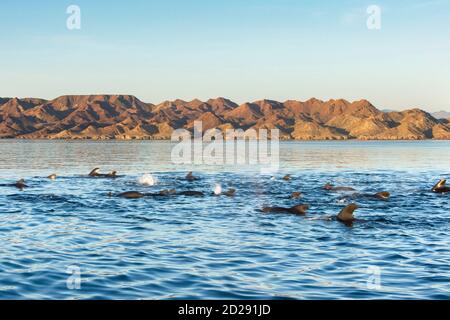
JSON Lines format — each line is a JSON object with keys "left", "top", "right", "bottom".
{"left": 0, "top": 95, "right": 449, "bottom": 140}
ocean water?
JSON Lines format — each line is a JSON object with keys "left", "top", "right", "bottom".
{"left": 0, "top": 140, "right": 449, "bottom": 299}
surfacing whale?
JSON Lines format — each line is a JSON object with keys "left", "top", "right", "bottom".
{"left": 178, "top": 191, "right": 205, "bottom": 196}
{"left": 89, "top": 168, "right": 119, "bottom": 178}
{"left": 117, "top": 189, "right": 177, "bottom": 199}
{"left": 213, "top": 188, "right": 236, "bottom": 197}
{"left": 118, "top": 191, "right": 145, "bottom": 199}
{"left": 432, "top": 179, "right": 450, "bottom": 194}
{"left": 324, "top": 183, "right": 356, "bottom": 192}
{"left": 290, "top": 192, "right": 302, "bottom": 199}
{"left": 261, "top": 204, "right": 310, "bottom": 215}
{"left": 117, "top": 189, "right": 204, "bottom": 199}
{"left": 14, "top": 179, "right": 27, "bottom": 190}
{"left": 338, "top": 191, "right": 390, "bottom": 201}
{"left": 335, "top": 203, "right": 361, "bottom": 227}
{"left": 0, "top": 179, "right": 28, "bottom": 190}
{"left": 185, "top": 172, "right": 199, "bottom": 181}
{"left": 337, "top": 203, "right": 358, "bottom": 222}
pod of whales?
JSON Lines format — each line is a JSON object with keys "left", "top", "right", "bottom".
{"left": 3, "top": 171, "right": 447, "bottom": 228}
{"left": 261, "top": 203, "right": 359, "bottom": 225}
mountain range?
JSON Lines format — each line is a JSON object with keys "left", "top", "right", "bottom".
{"left": 0, "top": 95, "right": 449, "bottom": 140}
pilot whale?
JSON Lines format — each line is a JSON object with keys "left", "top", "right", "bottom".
{"left": 178, "top": 191, "right": 205, "bottom": 196}
{"left": 213, "top": 188, "right": 236, "bottom": 197}
{"left": 432, "top": 179, "right": 450, "bottom": 194}
{"left": 14, "top": 179, "right": 28, "bottom": 190}
{"left": 0, "top": 179, "right": 28, "bottom": 190}
{"left": 261, "top": 204, "right": 310, "bottom": 215}
{"left": 338, "top": 191, "right": 390, "bottom": 201}
{"left": 324, "top": 183, "right": 356, "bottom": 192}
{"left": 185, "top": 172, "right": 199, "bottom": 181}
{"left": 337, "top": 203, "right": 359, "bottom": 223}
{"left": 117, "top": 189, "right": 204, "bottom": 199}
{"left": 290, "top": 192, "right": 302, "bottom": 199}
{"left": 89, "top": 168, "right": 118, "bottom": 178}
{"left": 118, "top": 191, "right": 146, "bottom": 199}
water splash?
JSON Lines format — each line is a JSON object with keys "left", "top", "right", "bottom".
{"left": 138, "top": 174, "right": 157, "bottom": 186}
{"left": 214, "top": 184, "right": 222, "bottom": 195}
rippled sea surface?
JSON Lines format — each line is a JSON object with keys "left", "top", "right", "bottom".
{"left": 0, "top": 140, "right": 449, "bottom": 300}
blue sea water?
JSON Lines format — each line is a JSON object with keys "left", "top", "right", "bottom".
{"left": 0, "top": 140, "right": 449, "bottom": 299}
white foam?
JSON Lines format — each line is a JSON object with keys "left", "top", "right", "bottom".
{"left": 138, "top": 174, "right": 157, "bottom": 186}
{"left": 214, "top": 184, "right": 222, "bottom": 195}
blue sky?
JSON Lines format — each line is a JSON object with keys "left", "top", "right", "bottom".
{"left": 0, "top": 0, "right": 449, "bottom": 111}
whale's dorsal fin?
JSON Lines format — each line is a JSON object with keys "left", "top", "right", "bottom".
{"left": 89, "top": 168, "right": 100, "bottom": 176}
{"left": 432, "top": 179, "right": 447, "bottom": 191}
{"left": 337, "top": 204, "right": 358, "bottom": 222}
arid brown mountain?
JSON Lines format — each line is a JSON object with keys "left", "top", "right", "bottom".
{"left": 0, "top": 95, "right": 449, "bottom": 140}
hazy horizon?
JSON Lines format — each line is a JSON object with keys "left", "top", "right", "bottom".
{"left": 1, "top": 0, "right": 449, "bottom": 112}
